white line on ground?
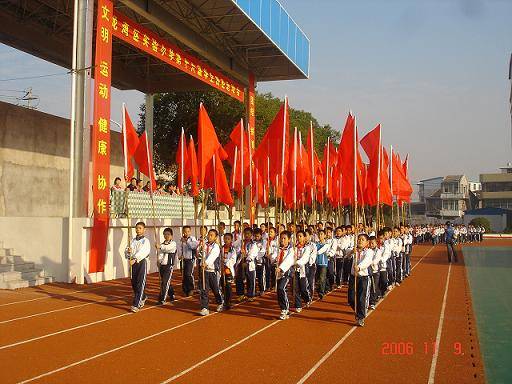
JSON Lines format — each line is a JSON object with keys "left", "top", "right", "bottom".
{"left": 15, "top": 293, "right": 269, "bottom": 384}
{"left": 0, "top": 289, "right": 190, "bottom": 351}
{"left": 159, "top": 288, "right": 340, "bottom": 383}
{"left": 0, "top": 282, "right": 183, "bottom": 324}
{"left": 295, "top": 245, "right": 435, "bottom": 384}
{"left": 427, "top": 262, "right": 452, "bottom": 384}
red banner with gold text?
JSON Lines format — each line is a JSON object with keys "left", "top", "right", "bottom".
{"left": 111, "top": 10, "right": 244, "bottom": 103}
{"left": 89, "top": 0, "right": 113, "bottom": 273}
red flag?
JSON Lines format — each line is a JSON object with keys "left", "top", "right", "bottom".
{"left": 338, "top": 113, "right": 363, "bottom": 205}
{"left": 321, "top": 138, "right": 337, "bottom": 203}
{"left": 176, "top": 128, "right": 187, "bottom": 192}
{"left": 361, "top": 124, "right": 392, "bottom": 207}
{"left": 187, "top": 135, "right": 199, "bottom": 196}
{"left": 391, "top": 150, "right": 413, "bottom": 203}
{"left": 253, "top": 97, "right": 289, "bottom": 184}
{"left": 121, "top": 104, "right": 140, "bottom": 181}
{"left": 133, "top": 131, "right": 157, "bottom": 190}
{"left": 203, "top": 150, "right": 234, "bottom": 206}
{"left": 224, "top": 119, "right": 251, "bottom": 194}
{"left": 197, "top": 103, "right": 227, "bottom": 188}
{"left": 284, "top": 127, "right": 298, "bottom": 209}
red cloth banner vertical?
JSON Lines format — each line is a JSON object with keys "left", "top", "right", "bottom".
{"left": 248, "top": 73, "right": 256, "bottom": 223}
{"left": 89, "top": 0, "right": 113, "bottom": 273}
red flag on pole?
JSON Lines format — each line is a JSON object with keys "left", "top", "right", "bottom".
{"left": 338, "top": 112, "right": 363, "bottom": 205}
{"left": 187, "top": 135, "right": 200, "bottom": 196}
{"left": 133, "top": 131, "right": 157, "bottom": 190}
{"left": 176, "top": 127, "right": 187, "bottom": 192}
{"left": 121, "top": 104, "right": 140, "bottom": 181}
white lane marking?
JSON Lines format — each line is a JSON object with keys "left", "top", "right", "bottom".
{"left": 0, "top": 282, "right": 127, "bottom": 307}
{"left": 0, "top": 288, "right": 189, "bottom": 351}
{"left": 296, "top": 246, "right": 435, "bottom": 384}
{"left": 0, "top": 282, "right": 183, "bottom": 324}
{"left": 427, "top": 262, "right": 452, "bottom": 384}
{"left": 15, "top": 292, "right": 272, "bottom": 384}
{"left": 159, "top": 288, "right": 340, "bottom": 384}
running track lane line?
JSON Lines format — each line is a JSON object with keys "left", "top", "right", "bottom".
{"left": 0, "top": 281, "right": 128, "bottom": 307}
{"left": 0, "top": 282, "right": 183, "bottom": 324}
{"left": 296, "top": 245, "right": 435, "bottom": 384}
{"left": 159, "top": 288, "right": 339, "bottom": 384}
{"left": 160, "top": 246, "right": 435, "bottom": 384}
{"left": 0, "top": 290, "right": 192, "bottom": 351}
{"left": 14, "top": 292, "right": 272, "bottom": 384}
{"left": 427, "top": 262, "right": 452, "bottom": 384}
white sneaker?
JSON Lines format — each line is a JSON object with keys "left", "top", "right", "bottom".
{"left": 296, "top": 307, "right": 302, "bottom": 313}
{"left": 216, "top": 304, "right": 224, "bottom": 312}
{"left": 199, "top": 308, "right": 209, "bottom": 316}
{"left": 279, "top": 310, "right": 289, "bottom": 320}
{"left": 130, "top": 306, "right": 139, "bottom": 313}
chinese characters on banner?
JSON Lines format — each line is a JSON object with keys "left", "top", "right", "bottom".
{"left": 89, "top": 0, "right": 113, "bottom": 273}
{"left": 111, "top": 11, "right": 245, "bottom": 103}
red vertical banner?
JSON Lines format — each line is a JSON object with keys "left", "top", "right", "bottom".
{"left": 248, "top": 73, "right": 256, "bottom": 223}
{"left": 89, "top": 0, "right": 113, "bottom": 273}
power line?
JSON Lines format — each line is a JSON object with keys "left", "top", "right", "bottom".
{"left": 0, "top": 71, "right": 70, "bottom": 82}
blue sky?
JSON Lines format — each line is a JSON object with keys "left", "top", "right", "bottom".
{"left": 0, "top": 0, "right": 511, "bottom": 189}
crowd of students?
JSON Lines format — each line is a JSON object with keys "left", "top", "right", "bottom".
{"left": 124, "top": 220, "right": 417, "bottom": 327}
{"left": 111, "top": 176, "right": 185, "bottom": 196}
{"left": 411, "top": 224, "right": 485, "bottom": 245}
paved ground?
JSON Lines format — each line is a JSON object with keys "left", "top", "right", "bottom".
{"left": 0, "top": 242, "right": 491, "bottom": 384}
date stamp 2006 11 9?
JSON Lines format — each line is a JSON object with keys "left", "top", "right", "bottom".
{"left": 381, "top": 341, "right": 463, "bottom": 356}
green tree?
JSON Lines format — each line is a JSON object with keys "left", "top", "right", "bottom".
{"left": 139, "top": 89, "right": 339, "bottom": 171}
{"left": 469, "top": 217, "right": 491, "bottom": 233}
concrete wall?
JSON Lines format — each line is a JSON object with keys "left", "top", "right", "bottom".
{"left": 0, "top": 101, "right": 124, "bottom": 217}
{"left": 463, "top": 214, "right": 507, "bottom": 232}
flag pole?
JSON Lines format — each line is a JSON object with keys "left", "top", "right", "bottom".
{"left": 231, "top": 146, "right": 238, "bottom": 233}
{"left": 390, "top": 145, "right": 394, "bottom": 227}
{"left": 201, "top": 189, "right": 206, "bottom": 290}
{"left": 180, "top": 128, "right": 185, "bottom": 272}
{"left": 376, "top": 125, "right": 382, "bottom": 230}
{"left": 240, "top": 118, "right": 245, "bottom": 227}
{"left": 353, "top": 113, "right": 359, "bottom": 317}
{"left": 121, "top": 105, "right": 132, "bottom": 277}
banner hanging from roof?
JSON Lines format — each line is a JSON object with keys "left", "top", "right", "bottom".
{"left": 111, "top": 10, "right": 245, "bottom": 102}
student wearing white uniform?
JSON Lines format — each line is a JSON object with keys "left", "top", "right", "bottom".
{"left": 274, "top": 231, "right": 296, "bottom": 320}
{"left": 392, "top": 227, "right": 404, "bottom": 285}
{"left": 368, "top": 235, "right": 381, "bottom": 309}
{"left": 328, "top": 226, "right": 346, "bottom": 288}
{"left": 221, "top": 233, "right": 237, "bottom": 309}
{"left": 157, "top": 228, "right": 177, "bottom": 305}
{"left": 348, "top": 233, "right": 374, "bottom": 327}
{"left": 236, "top": 227, "right": 259, "bottom": 301}
{"left": 294, "top": 230, "right": 312, "bottom": 312}
{"left": 266, "top": 227, "right": 279, "bottom": 290}
{"left": 343, "top": 226, "right": 356, "bottom": 285}
{"left": 125, "top": 222, "right": 151, "bottom": 313}
{"left": 176, "top": 225, "right": 198, "bottom": 297}
{"left": 198, "top": 229, "right": 224, "bottom": 316}
{"left": 305, "top": 229, "right": 317, "bottom": 298}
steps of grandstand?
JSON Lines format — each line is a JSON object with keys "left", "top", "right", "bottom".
{"left": 0, "top": 242, "right": 53, "bottom": 289}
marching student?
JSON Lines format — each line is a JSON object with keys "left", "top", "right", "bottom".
{"left": 274, "top": 231, "right": 296, "bottom": 320}
{"left": 368, "top": 235, "right": 381, "bottom": 310}
{"left": 305, "top": 229, "right": 317, "bottom": 298}
{"left": 315, "top": 229, "right": 330, "bottom": 299}
{"left": 294, "top": 230, "right": 312, "bottom": 311}
{"left": 325, "top": 226, "right": 336, "bottom": 292}
{"left": 236, "top": 227, "right": 258, "bottom": 301}
{"left": 177, "top": 225, "right": 198, "bottom": 297}
{"left": 392, "top": 227, "right": 403, "bottom": 286}
{"left": 267, "top": 226, "right": 279, "bottom": 289}
{"left": 221, "top": 232, "right": 237, "bottom": 309}
{"left": 348, "top": 233, "right": 374, "bottom": 327}
{"left": 198, "top": 229, "right": 224, "bottom": 316}
{"left": 383, "top": 227, "right": 395, "bottom": 291}
{"left": 156, "top": 228, "right": 177, "bottom": 305}
{"left": 125, "top": 222, "right": 151, "bottom": 313}
{"left": 328, "top": 226, "right": 345, "bottom": 288}
{"left": 377, "top": 230, "right": 390, "bottom": 298}
{"left": 343, "top": 225, "right": 355, "bottom": 285}
{"left": 232, "top": 220, "right": 242, "bottom": 242}
{"left": 403, "top": 225, "right": 413, "bottom": 278}
{"left": 254, "top": 228, "right": 267, "bottom": 295}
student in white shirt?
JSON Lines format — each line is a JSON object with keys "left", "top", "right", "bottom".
{"left": 125, "top": 222, "right": 151, "bottom": 313}
{"left": 156, "top": 228, "right": 177, "bottom": 305}
{"left": 221, "top": 233, "right": 237, "bottom": 309}
{"left": 176, "top": 225, "right": 198, "bottom": 297}
{"left": 198, "top": 229, "right": 224, "bottom": 316}
{"left": 274, "top": 231, "right": 296, "bottom": 320}
{"left": 348, "top": 233, "right": 374, "bottom": 327}
{"left": 294, "top": 230, "right": 312, "bottom": 312}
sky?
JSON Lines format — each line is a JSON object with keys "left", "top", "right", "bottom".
{"left": 0, "top": 0, "right": 511, "bottom": 194}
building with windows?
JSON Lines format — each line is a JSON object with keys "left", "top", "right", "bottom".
{"left": 417, "top": 177, "right": 444, "bottom": 203}
{"left": 424, "top": 175, "right": 474, "bottom": 220}
{"left": 479, "top": 164, "right": 512, "bottom": 209}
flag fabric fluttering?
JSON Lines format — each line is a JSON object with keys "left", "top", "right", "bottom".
{"left": 360, "top": 124, "right": 392, "bottom": 206}
{"left": 121, "top": 104, "right": 140, "bottom": 181}
{"left": 187, "top": 135, "right": 200, "bottom": 196}
{"left": 197, "top": 103, "right": 233, "bottom": 206}
{"left": 224, "top": 119, "right": 251, "bottom": 194}
{"left": 391, "top": 151, "right": 413, "bottom": 204}
{"left": 133, "top": 130, "right": 157, "bottom": 190}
